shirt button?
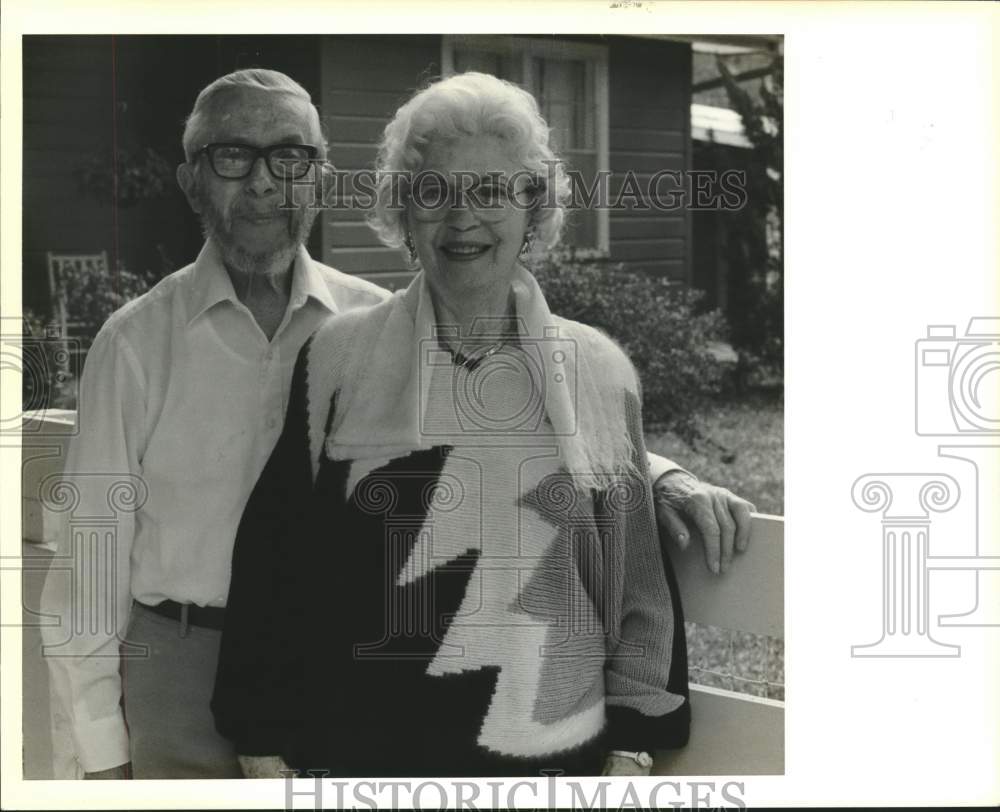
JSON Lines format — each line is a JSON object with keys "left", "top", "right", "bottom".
{"left": 267, "top": 417, "right": 278, "bottom": 429}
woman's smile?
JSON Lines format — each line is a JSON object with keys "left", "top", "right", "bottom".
{"left": 409, "top": 134, "right": 530, "bottom": 298}
{"left": 438, "top": 239, "right": 494, "bottom": 261}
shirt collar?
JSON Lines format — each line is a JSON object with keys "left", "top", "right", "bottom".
{"left": 288, "top": 244, "right": 338, "bottom": 314}
{"left": 185, "top": 240, "right": 338, "bottom": 325}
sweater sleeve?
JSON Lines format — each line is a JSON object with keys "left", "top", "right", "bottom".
{"left": 601, "top": 377, "right": 691, "bottom": 753}
{"left": 211, "top": 335, "right": 322, "bottom": 757}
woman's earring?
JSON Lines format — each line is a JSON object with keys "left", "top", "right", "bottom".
{"left": 519, "top": 228, "right": 535, "bottom": 257}
{"left": 404, "top": 233, "right": 418, "bottom": 265}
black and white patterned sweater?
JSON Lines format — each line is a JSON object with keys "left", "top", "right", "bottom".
{"left": 212, "top": 287, "right": 689, "bottom": 778}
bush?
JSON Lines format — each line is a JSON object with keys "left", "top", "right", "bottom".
{"left": 76, "top": 146, "right": 175, "bottom": 207}
{"left": 531, "top": 247, "right": 729, "bottom": 443}
{"left": 23, "top": 264, "right": 157, "bottom": 412}
{"left": 52, "top": 263, "right": 158, "bottom": 339}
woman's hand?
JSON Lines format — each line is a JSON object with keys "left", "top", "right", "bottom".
{"left": 654, "top": 470, "right": 756, "bottom": 574}
{"left": 237, "top": 754, "right": 295, "bottom": 778}
{"left": 601, "top": 753, "right": 653, "bottom": 776}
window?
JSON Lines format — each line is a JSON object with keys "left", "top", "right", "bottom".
{"left": 442, "top": 36, "right": 609, "bottom": 251}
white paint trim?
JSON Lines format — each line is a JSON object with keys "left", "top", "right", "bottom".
{"left": 690, "top": 682, "right": 786, "bottom": 709}
{"left": 691, "top": 102, "right": 753, "bottom": 149}
{"left": 752, "top": 512, "right": 785, "bottom": 523}
{"left": 443, "top": 35, "right": 610, "bottom": 66}
{"left": 594, "top": 53, "right": 610, "bottom": 253}
{"left": 439, "top": 37, "right": 453, "bottom": 76}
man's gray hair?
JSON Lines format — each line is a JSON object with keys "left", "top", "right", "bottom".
{"left": 181, "top": 68, "right": 324, "bottom": 162}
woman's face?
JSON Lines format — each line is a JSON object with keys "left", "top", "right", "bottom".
{"left": 408, "top": 133, "right": 532, "bottom": 305}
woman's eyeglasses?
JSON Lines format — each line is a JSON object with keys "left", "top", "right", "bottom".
{"left": 407, "top": 175, "right": 538, "bottom": 222}
{"left": 198, "top": 143, "right": 319, "bottom": 180}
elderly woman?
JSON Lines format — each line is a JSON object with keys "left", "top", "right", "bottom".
{"left": 213, "top": 72, "right": 689, "bottom": 778}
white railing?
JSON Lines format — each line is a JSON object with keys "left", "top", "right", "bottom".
{"left": 656, "top": 513, "right": 785, "bottom": 775}
{"left": 20, "top": 410, "right": 784, "bottom": 777}
{"left": 21, "top": 409, "right": 76, "bottom": 548}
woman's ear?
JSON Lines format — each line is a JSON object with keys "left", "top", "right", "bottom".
{"left": 176, "top": 162, "right": 201, "bottom": 214}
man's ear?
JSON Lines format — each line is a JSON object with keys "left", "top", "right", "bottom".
{"left": 176, "top": 162, "right": 201, "bottom": 214}
{"left": 318, "top": 160, "right": 337, "bottom": 208}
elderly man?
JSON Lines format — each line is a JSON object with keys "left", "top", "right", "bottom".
{"left": 39, "top": 68, "right": 753, "bottom": 781}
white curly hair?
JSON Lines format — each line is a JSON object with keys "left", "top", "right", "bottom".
{"left": 367, "top": 72, "right": 571, "bottom": 259}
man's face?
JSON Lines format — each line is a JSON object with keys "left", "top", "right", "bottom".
{"left": 177, "top": 86, "right": 323, "bottom": 275}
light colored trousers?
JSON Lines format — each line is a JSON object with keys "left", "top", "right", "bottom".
{"left": 121, "top": 602, "right": 242, "bottom": 779}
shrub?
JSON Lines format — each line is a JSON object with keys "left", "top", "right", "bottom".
{"left": 531, "top": 246, "right": 729, "bottom": 443}
{"left": 23, "top": 263, "right": 157, "bottom": 412}
{"left": 76, "top": 146, "right": 175, "bottom": 207}
{"left": 52, "top": 263, "right": 158, "bottom": 339}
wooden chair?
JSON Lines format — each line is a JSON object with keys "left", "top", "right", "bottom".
{"left": 45, "top": 251, "right": 109, "bottom": 339}
{"left": 44, "top": 251, "right": 110, "bottom": 388}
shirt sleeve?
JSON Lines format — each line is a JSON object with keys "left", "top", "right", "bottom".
{"left": 602, "top": 382, "right": 691, "bottom": 754}
{"left": 646, "top": 452, "right": 690, "bottom": 484}
{"left": 211, "top": 337, "right": 319, "bottom": 758}
{"left": 38, "top": 325, "right": 147, "bottom": 774}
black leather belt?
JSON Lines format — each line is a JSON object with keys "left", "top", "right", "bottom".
{"left": 140, "top": 599, "right": 225, "bottom": 633}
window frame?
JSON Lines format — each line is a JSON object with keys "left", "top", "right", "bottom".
{"left": 441, "top": 35, "right": 610, "bottom": 252}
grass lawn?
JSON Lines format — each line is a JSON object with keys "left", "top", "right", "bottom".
{"left": 645, "top": 388, "right": 784, "bottom": 515}
{"left": 646, "top": 387, "right": 785, "bottom": 699}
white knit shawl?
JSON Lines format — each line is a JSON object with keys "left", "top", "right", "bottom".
{"left": 307, "top": 265, "right": 642, "bottom": 491}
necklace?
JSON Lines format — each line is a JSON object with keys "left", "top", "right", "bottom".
{"left": 436, "top": 306, "right": 519, "bottom": 371}
{"left": 441, "top": 338, "right": 509, "bottom": 371}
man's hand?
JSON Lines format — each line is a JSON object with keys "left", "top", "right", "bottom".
{"left": 237, "top": 754, "right": 295, "bottom": 779}
{"left": 654, "top": 470, "right": 756, "bottom": 574}
{"left": 601, "top": 753, "right": 652, "bottom": 776}
{"left": 83, "top": 762, "right": 131, "bottom": 779}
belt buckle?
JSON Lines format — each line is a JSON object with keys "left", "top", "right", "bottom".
{"left": 179, "top": 604, "right": 190, "bottom": 638}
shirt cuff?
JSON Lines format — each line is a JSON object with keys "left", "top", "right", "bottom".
{"left": 646, "top": 452, "right": 693, "bottom": 485}
{"left": 72, "top": 710, "right": 130, "bottom": 773}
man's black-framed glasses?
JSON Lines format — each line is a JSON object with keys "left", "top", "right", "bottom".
{"left": 198, "top": 143, "right": 319, "bottom": 180}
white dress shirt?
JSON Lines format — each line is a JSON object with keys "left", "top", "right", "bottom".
{"left": 39, "top": 240, "right": 389, "bottom": 773}
{"left": 38, "top": 240, "right": 682, "bottom": 774}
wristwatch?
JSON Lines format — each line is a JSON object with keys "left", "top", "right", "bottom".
{"left": 608, "top": 749, "right": 653, "bottom": 768}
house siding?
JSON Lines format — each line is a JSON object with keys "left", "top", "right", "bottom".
{"left": 21, "top": 35, "right": 323, "bottom": 313}
{"left": 21, "top": 35, "right": 694, "bottom": 316}
{"left": 23, "top": 37, "right": 122, "bottom": 314}
{"left": 608, "top": 37, "right": 692, "bottom": 283}
{"left": 320, "top": 35, "right": 693, "bottom": 287}
{"left": 319, "top": 36, "right": 442, "bottom": 282}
